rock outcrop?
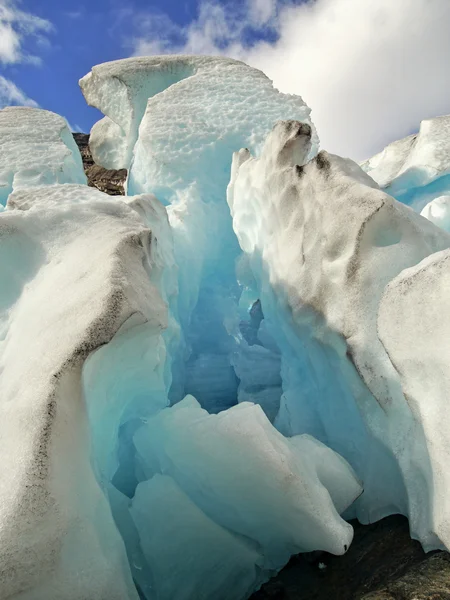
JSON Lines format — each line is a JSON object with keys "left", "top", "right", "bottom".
{"left": 252, "top": 516, "right": 450, "bottom": 600}
{"left": 72, "top": 133, "right": 126, "bottom": 196}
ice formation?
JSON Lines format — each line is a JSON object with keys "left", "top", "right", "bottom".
{"left": 0, "top": 183, "right": 169, "bottom": 599}
{"left": 132, "top": 397, "right": 361, "bottom": 598}
{"left": 362, "top": 115, "right": 450, "bottom": 215}
{"left": 0, "top": 107, "right": 86, "bottom": 207}
{"left": 80, "top": 55, "right": 316, "bottom": 412}
{"left": 378, "top": 248, "right": 450, "bottom": 546}
{"left": 420, "top": 195, "right": 450, "bottom": 232}
{"left": 3, "top": 55, "right": 450, "bottom": 600}
{"left": 228, "top": 120, "right": 450, "bottom": 549}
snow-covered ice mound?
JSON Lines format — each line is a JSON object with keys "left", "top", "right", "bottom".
{"left": 228, "top": 120, "right": 450, "bottom": 549}
{"left": 0, "top": 184, "right": 171, "bottom": 599}
{"left": 362, "top": 115, "right": 450, "bottom": 192}
{"left": 0, "top": 107, "right": 86, "bottom": 207}
{"left": 79, "top": 55, "right": 316, "bottom": 179}
{"left": 362, "top": 115, "right": 450, "bottom": 214}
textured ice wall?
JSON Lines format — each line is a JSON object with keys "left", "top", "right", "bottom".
{"left": 362, "top": 115, "right": 450, "bottom": 214}
{"left": 379, "top": 248, "right": 450, "bottom": 548}
{"left": 80, "top": 56, "right": 316, "bottom": 411}
{"left": 80, "top": 57, "right": 196, "bottom": 170}
{"left": 79, "top": 56, "right": 317, "bottom": 177}
{"left": 228, "top": 120, "right": 450, "bottom": 549}
{"left": 0, "top": 107, "right": 86, "bottom": 207}
{"left": 0, "top": 183, "right": 172, "bottom": 599}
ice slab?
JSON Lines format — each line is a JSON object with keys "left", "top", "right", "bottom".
{"left": 232, "top": 338, "right": 282, "bottom": 422}
{"left": 0, "top": 184, "right": 171, "bottom": 599}
{"left": 379, "top": 249, "right": 450, "bottom": 549}
{"left": 131, "top": 474, "right": 263, "bottom": 600}
{"left": 80, "top": 56, "right": 316, "bottom": 177}
{"left": 134, "top": 396, "right": 362, "bottom": 583}
{"left": 0, "top": 107, "right": 86, "bottom": 207}
{"left": 228, "top": 119, "right": 450, "bottom": 549}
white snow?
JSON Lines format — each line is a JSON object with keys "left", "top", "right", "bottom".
{"left": 420, "top": 195, "right": 450, "bottom": 232}
{"left": 0, "top": 107, "right": 86, "bottom": 207}
{"left": 362, "top": 115, "right": 450, "bottom": 214}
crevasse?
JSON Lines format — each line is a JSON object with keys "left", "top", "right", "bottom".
{"left": 2, "top": 56, "right": 450, "bottom": 600}
{"left": 79, "top": 55, "right": 362, "bottom": 598}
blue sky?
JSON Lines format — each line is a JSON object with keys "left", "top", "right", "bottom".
{"left": 1, "top": 0, "right": 283, "bottom": 133}
{"left": 1, "top": 0, "right": 450, "bottom": 159}
{"left": 0, "top": 0, "right": 208, "bottom": 131}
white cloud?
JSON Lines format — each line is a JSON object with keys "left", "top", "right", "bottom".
{"left": 0, "top": 75, "right": 38, "bottom": 108}
{"left": 246, "top": 0, "right": 450, "bottom": 159}
{"left": 0, "top": 0, "right": 52, "bottom": 65}
{"left": 130, "top": 0, "right": 450, "bottom": 160}
{"left": 132, "top": 3, "right": 256, "bottom": 56}
{"left": 248, "top": 0, "right": 277, "bottom": 26}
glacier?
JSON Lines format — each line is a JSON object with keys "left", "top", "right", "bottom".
{"left": 228, "top": 120, "right": 450, "bottom": 548}
{"left": 0, "top": 107, "right": 86, "bottom": 207}
{"left": 362, "top": 115, "right": 450, "bottom": 224}
{"left": 80, "top": 56, "right": 317, "bottom": 413}
{"left": 2, "top": 55, "right": 450, "bottom": 600}
{"left": 0, "top": 182, "right": 162, "bottom": 599}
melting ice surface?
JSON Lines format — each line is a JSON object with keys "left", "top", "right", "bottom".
{"left": 2, "top": 56, "right": 450, "bottom": 599}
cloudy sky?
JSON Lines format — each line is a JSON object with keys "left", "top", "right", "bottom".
{"left": 1, "top": 0, "right": 449, "bottom": 160}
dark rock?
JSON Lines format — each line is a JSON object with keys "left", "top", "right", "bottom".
{"left": 72, "top": 133, "right": 94, "bottom": 167}
{"left": 252, "top": 580, "right": 287, "bottom": 599}
{"left": 240, "top": 299, "right": 265, "bottom": 346}
{"left": 251, "top": 516, "right": 450, "bottom": 600}
{"left": 249, "top": 299, "right": 264, "bottom": 328}
{"left": 362, "top": 553, "right": 450, "bottom": 599}
{"left": 72, "top": 133, "right": 127, "bottom": 196}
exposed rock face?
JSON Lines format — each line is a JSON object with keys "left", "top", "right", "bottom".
{"left": 252, "top": 516, "right": 450, "bottom": 600}
{"left": 363, "top": 554, "right": 450, "bottom": 599}
{"left": 72, "top": 133, "right": 126, "bottom": 196}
